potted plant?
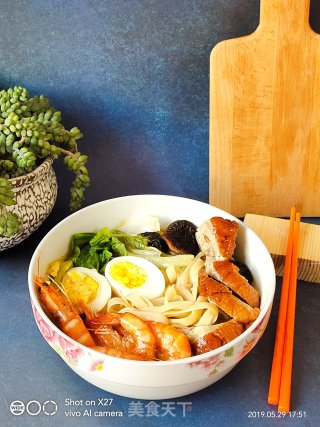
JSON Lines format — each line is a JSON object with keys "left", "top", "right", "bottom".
{"left": 0, "top": 85, "right": 90, "bottom": 250}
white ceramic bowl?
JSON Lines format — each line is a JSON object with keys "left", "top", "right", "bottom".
{"left": 28, "top": 195, "right": 275, "bottom": 399}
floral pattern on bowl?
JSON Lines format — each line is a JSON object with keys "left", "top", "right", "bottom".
{"left": 187, "top": 306, "right": 272, "bottom": 377}
{"left": 32, "top": 302, "right": 106, "bottom": 373}
{"left": 32, "top": 294, "right": 273, "bottom": 381}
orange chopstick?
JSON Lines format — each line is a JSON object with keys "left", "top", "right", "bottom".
{"left": 278, "top": 212, "right": 300, "bottom": 413}
{"left": 268, "top": 207, "right": 296, "bottom": 405}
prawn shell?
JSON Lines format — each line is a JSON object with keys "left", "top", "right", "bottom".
{"left": 147, "top": 322, "right": 192, "bottom": 360}
{"left": 36, "top": 277, "right": 96, "bottom": 347}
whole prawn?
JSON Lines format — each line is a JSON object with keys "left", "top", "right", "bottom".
{"left": 88, "top": 312, "right": 156, "bottom": 360}
{"left": 37, "top": 278, "right": 155, "bottom": 360}
{"left": 36, "top": 277, "right": 96, "bottom": 347}
{"left": 88, "top": 314, "right": 192, "bottom": 360}
{"left": 81, "top": 306, "right": 152, "bottom": 360}
{"left": 147, "top": 322, "right": 192, "bottom": 360}
{"left": 37, "top": 277, "right": 192, "bottom": 361}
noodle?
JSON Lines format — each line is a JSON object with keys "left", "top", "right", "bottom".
{"left": 106, "top": 253, "right": 219, "bottom": 327}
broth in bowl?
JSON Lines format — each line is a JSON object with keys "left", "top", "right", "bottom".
{"left": 36, "top": 214, "right": 260, "bottom": 361}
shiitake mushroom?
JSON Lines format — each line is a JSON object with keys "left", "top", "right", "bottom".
{"left": 141, "top": 232, "right": 169, "bottom": 253}
{"left": 162, "top": 220, "right": 199, "bottom": 255}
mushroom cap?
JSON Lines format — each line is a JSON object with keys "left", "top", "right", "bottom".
{"left": 141, "top": 232, "right": 169, "bottom": 253}
{"left": 162, "top": 220, "right": 199, "bottom": 255}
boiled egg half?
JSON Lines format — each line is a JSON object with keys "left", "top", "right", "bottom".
{"left": 62, "top": 267, "right": 111, "bottom": 311}
{"left": 105, "top": 256, "right": 165, "bottom": 299}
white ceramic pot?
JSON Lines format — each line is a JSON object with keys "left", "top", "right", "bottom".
{"left": 0, "top": 158, "right": 57, "bottom": 251}
{"left": 28, "top": 195, "right": 276, "bottom": 399}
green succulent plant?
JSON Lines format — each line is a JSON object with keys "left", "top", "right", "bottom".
{"left": 0, "top": 86, "right": 90, "bottom": 238}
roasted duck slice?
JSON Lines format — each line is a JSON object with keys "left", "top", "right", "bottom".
{"left": 198, "top": 268, "right": 260, "bottom": 324}
{"left": 205, "top": 259, "right": 260, "bottom": 308}
{"left": 196, "top": 216, "right": 239, "bottom": 260}
{"left": 192, "top": 319, "right": 244, "bottom": 354}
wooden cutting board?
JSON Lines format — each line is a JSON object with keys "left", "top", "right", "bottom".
{"left": 244, "top": 214, "right": 320, "bottom": 283}
{"left": 209, "top": 0, "right": 320, "bottom": 217}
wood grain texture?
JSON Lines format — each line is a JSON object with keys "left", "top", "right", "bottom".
{"left": 210, "top": 0, "right": 320, "bottom": 217}
{"left": 244, "top": 213, "right": 320, "bottom": 284}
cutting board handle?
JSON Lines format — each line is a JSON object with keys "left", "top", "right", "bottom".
{"left": 259, "top": 0, "right": 311, "bottom": 32}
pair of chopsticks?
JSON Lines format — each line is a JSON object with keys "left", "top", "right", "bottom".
{"left": 268, "top": 207, "right": 301, "bottom": 413}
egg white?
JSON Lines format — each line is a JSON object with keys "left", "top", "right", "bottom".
{"left": 63, "top": 267, "right": 111, "bottom": 311}
{"left": 104, "top": 256, "right": 165, "bottom": 299}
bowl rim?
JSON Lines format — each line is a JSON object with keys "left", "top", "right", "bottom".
{"left": 28, "top": 194, "right": 276, "bottom": 366}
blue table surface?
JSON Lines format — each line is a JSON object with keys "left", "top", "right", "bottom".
{"left": 0, "top": 215, "right": 319, "bottom": 427}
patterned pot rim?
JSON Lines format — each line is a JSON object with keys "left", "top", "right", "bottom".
{"left": 0, "top": 156, "right": 58, "bottom": 251}
{"left": 32, "top": 297, "right": 271, "bottom": 375}
{"left": 9, "top": 157, "right": 54, "bottom": 187}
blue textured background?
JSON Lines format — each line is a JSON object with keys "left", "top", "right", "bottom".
{"left": 0, "top": 0, "right": 262, "bottom": 218}
{"left": 1, "top": 0, "right": 319, "bottom": 221}
{"left": 1, "top": 2, "right": 320, "bottom": 427}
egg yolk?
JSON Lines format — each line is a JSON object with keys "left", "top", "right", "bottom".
{"left": 109, "top": 261, "right": 147, "bottom": 289}
{"left": 63, "top": 271, "right": 99, "bottom": 305}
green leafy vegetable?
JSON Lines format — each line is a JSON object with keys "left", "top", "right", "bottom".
{"left": 108, "top": 237, "right": 127, "bottom": 256}
{"left": 98, "top": 248, "right": 113, "bottom": 274}
{"left": 71, "top": 232, "right": 95, "bottom": 251}
{"left": 99, "top": 247, "right": 113, "bottom": 264}
{"left": 69, "top": 227, "right": 152, "bottom": 272}
{"left": 73, "top": 244, "right": 100, "bottom": 270}
{"left": 89, "top": 227, "right": 112, "bottom": 249}
{"left": 111, "top": 230, "right": 148, "bottom": 250}
{"left": 72, "top": 245, "right": 81, "bottom": 263}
